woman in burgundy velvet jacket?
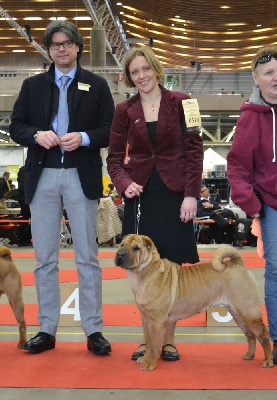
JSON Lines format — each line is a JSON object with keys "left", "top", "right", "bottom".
{"left": 107, "top": 46, "right": 203, "bottom": 362}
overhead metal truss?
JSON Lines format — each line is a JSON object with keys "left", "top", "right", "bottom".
{"left": 0, "top": 1, "right": 130, "bottom": 67}
{"left": 0, "top": 114, "right": 236, "bottom": 149}
{"left": 0, "top": 6, "right": 51, "bottom": 63}
{"left": 0, "top": 67, "right": 190, "bottom": 76}
{"left": 83, "top": 0, "right": 130, "bottom": 66}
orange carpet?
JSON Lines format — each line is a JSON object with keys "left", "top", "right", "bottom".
{"left": 17, "top": 257, "right": 265, "bottom": 286}
{"left": 0, "top": 303, "right": 268, "bottom": 327}
{"left": 11, "top": 250, "right": 263, "bottom": 260}
{"left": 12, "top": 250, "right": 265, "bottom": 268}
{"left": 11, "top": 251, "right": 116, "bottom": 258}
{"left": 0, "top": 342, "right": 275, "bottom": 389}
{"left": 19, "top": 255, "right": 265, "bottom": 287}
{"left": 20, "top": 268, "right": 126, "bottom": 286}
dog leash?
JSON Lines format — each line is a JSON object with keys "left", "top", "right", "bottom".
{"left": 135, "top": 194, "right": 141, "bottom": 234}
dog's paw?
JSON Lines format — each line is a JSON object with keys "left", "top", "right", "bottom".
{"left": 136, "top": 355, "right": 146, "bottom": 364}
{"left": 242, "top": 352, "right": 254, "bottom": 360}
{"left": 261, "top": 359, "right": 274, "bottom": 368}
{"left": 140, "top": 361, "right": 156, "bottom": 371}
{"left": 17, "top": 341, "right": 26, "bottom": 349}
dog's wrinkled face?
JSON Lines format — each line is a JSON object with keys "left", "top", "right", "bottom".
{"left": 115, "top": 234, "right": 154, "bottom": 272}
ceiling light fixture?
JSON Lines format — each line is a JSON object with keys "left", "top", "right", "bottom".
{"left": 24, "top": 17, "right": 42, "bottom": 21}
{"left": 74, "top": 16, "right": 91, "bottom": 20}
{"left": 225, "top": 23, "right": 247, "bottom": 26}
{"left": 49, "top": 17, "right": 67, "bottom": 21}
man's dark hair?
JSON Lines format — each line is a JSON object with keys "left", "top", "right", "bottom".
{"left": 43, "top": 21, "right": 84, "bottom": 61}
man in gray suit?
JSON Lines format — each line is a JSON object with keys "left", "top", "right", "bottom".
{"left": 10, "top": 21, "right": 114, "bottom": 355}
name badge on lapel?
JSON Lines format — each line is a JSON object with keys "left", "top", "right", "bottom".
{"left": 78, "top": 82, "right": 91, "bottom": 91}
{"left": 182, "top": 99, "right": 201, "bottom": 130}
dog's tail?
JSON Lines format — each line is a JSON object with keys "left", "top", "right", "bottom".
{"left": 0, "top": 246, "right": 12, "bottom": 261}
{"left": 212, "top": 245, "right": 244, "bottom": 272}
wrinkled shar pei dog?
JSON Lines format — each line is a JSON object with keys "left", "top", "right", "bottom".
{"left": 115, "top": 234, "right": 273, "bottom": 371}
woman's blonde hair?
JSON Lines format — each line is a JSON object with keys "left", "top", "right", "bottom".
{"left": 122, "top": 46, "right": 164, "bottom": 88}
{"left": 251, "top": 46, "right": 277, "bottom": 71}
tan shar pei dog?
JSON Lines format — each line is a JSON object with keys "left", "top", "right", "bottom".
{"left": 0, "top": 246, "right": 27, "bottom": 348}
{"left": 115, "top": 234, "right": 273, "bottom": 371}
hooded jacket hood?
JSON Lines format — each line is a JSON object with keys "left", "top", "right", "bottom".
{"left": 247, "top": 85, "right": 268, "bottom": 106}
{"left": 227, "top": 85, "right": 277, "bottom": 216}
{"left": 241, "top": 86, "right": 277, "bottom": 162}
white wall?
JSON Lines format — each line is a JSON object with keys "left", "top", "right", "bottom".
{"left": 0, "top": 147, "right": 25, "bottom": 167}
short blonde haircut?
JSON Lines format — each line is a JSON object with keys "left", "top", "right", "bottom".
{"left": 122, "top": 46, "right": 164, "bottom": 88}
{"left": 251, "top": 46, "right": 277, "bottom": 71}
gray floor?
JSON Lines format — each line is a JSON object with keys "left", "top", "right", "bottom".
{"left": 1, "top": 242, "right": 276, "bottom": 400}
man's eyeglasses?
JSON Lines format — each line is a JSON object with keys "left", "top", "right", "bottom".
{"left": 49, "top": 41, "right": 74, "bottom": 50}
{"left": 254, "top": 54, "right": 277, "bottom": 70}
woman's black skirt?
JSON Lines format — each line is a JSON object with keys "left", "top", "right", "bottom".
{"left": 122, "top": 167, "right": 199, "bottom": 265}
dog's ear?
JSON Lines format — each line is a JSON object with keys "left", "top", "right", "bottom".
{"left": 142, "top": 235, "right": 153, "bottom": 249}
{"left": 119, "top": 234, "right": 130, "bottom": 246}
{"left": 0, "top": 246, "right": 12, "bottom": 260}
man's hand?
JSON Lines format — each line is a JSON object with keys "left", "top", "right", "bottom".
{"left": 202, "top": 201, "right": 213, "bottom": 209}
{"left": 60, "top": 132, "right": 82, "bottom": 152}
{"left": 35, "top": 130, "right": 60, "bottom": 149}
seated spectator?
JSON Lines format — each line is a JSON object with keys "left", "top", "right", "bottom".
{"left": 107, "top": 183, "right": 116, "bottom": 195}
{"left": 197, "top": 185, "right": 238, "bottom": 245}
{"left": 4, "top": 188, "right": 18, "bottom": 200}
{"left": 0, "top": 172, "right": 10, "bottom": 200}
{"left": 107, "top": 182, "right": 122, "bottom": 205}
{"left": 8, "top": 179, "right": 16, "bottom": 190}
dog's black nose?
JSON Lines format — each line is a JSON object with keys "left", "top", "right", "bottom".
{"left": 115, "top": 248, "right": 127, "bottom": 268}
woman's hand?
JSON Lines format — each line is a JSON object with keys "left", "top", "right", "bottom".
{"left": 180, "top": 196, "right": 197, "bottom": 223}
{"left": 124, "top": 182, "right": 144, "bottom": 198}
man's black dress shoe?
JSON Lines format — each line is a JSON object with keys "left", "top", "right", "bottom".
{"left": 87, "top": 332, "right": 111, "bottom": 355}
{"left": 23, "top": 332, "right": 56, "bottom": 354}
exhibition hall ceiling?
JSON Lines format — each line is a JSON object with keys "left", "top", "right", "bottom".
{"left": 0, "top": 0, "right": 276, "bottom": 71}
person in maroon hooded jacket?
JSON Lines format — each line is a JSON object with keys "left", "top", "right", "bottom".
{"left": 227, "top": 45, "right": 277, "bottom": 364}
{"left": 107, "top": 46, "right": 203, "bottom": 362}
